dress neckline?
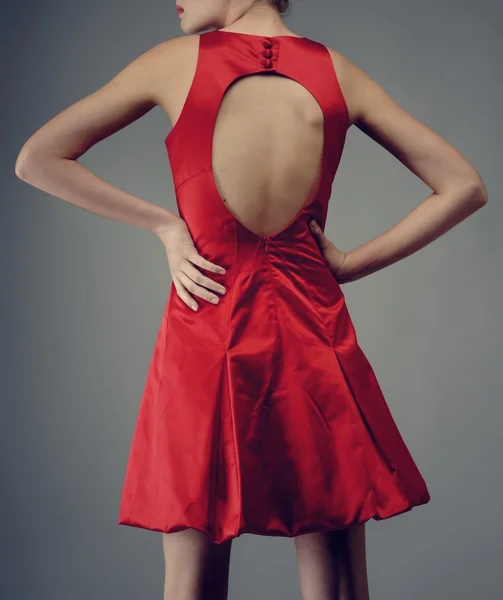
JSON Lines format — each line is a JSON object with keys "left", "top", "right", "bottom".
{"left": 214, "top": 29, "right": 306, "bottom": 40}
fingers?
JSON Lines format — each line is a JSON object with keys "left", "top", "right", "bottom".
{"left": 185, "top": 246, "right": 226, "bottom": 275}
{"left": 163, "top": 221, "right": 228, "bottom": 311}
{"left": 174, "top": 251, "right": 227, "bottom": 312}
{"left": 173, "top": 278, "right": 200, "bottom": 312}
{"left": 309, "top": 219, "right": 332, "bottom": 252}
{"left": 309, "top": 219, "right": 323, "bottom": 236}
{"left": 177, "top": 267, "right": 226, "bottom": 308}
{"left": 182, "top": 261, "right": 227, "bottom": 295}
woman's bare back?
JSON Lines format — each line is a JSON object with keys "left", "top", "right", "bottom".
{"left": 155, "top": 34, "right": 354, "bottom": 239}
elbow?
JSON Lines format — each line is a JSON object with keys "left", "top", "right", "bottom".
{"left": 15, "top": 157, "right": 29, "bottom": 181}
{"left": 476, "top": 182, "right": 488, "bottom": 206}
{"left": 15, "top": 135, "right": 53, "bottom": 181}
{"left": 15, "top": 145, "right": 38, "bottom": 181}
{"left": 455, "top": 174, "right": 488, "bottom": 209}
{"left": 469, "top": 179, "right": 488, "bottom": 208}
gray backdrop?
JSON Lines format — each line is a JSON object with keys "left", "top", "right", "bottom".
{"left": 3, "top": 0, "right": 501, "bottom": 598}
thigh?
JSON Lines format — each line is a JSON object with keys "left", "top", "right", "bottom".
{"left": 294, "top": 523, "right": 370, "bottom": 600}
{"left": 162, "top": 528, "right": 233, "bottom": 600}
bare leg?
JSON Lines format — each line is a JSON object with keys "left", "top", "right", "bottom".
{"left": 162, "top": 528, "right": 233, "bottom": 600}
{"left": 294, "top": 523, "right": 370, "bottom": 600}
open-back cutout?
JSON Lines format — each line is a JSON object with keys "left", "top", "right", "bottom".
{"left": 210, "top": 72, "right": 325, "bottom": 240}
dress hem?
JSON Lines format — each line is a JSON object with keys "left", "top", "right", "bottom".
{"left": 117, "top": 494, "right": 430, "bottom": 545}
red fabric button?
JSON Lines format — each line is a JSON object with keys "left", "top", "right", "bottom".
{"left": 263, "top": 40, "right": 273, "bottom": 48}
{"left": 261, "top": 48, "right": 273, "bottom": 58}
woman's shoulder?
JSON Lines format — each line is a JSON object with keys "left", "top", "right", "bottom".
{"left": 133, "top": 35, "right": 200, "bottom": 96}
{"left": 144, "top": 34, "right": 200, "bottom": 64}
{"left": 322, "top": 46, "right": 360, "bottom": 127}
{"left": 324, "top": 46, "right": 356, "bottom": 88}
{"left": 322, "top": 46, "right": 393, "bottom": 129}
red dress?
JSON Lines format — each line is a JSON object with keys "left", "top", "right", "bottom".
{"left": 117, "top": 29, "right": 430, "bottom": 544}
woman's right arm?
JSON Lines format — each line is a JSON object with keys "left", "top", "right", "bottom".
{"left": 317, "top": 49, "right": 488, "bottom": 284}
{"left": 14, "top": 39, "right": 180, "bottom": 235}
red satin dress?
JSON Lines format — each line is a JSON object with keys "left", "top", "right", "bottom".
{"left": 117, "top": 29, "right": 430, "bottom": 544}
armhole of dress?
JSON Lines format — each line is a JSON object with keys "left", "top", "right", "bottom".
{"left": 164, "top": 34, "right": 203, "bottom": 145}
{"left": 322, "top": 44, "right": 350, "bottom": 129}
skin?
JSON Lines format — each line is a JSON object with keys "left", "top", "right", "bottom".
{"left": 15, "top": 1, "right": 488, "bottom": 599}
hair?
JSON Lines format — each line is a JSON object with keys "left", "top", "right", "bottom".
{"left": 269, "top": 0, "right": 291, "bottom": 15}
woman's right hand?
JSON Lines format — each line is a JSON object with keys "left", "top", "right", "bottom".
{"left": 156, "top": 219, "right": 227, "bottom": 312}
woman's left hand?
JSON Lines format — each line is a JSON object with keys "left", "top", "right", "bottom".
{"left": 308, "top": 219, "right": 348, "bottom": 282}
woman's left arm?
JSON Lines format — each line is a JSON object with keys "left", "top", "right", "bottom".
{"left": 325, "top": 50, "right": 488, "bottom": 284}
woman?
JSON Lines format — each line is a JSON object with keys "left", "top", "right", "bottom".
{"left": 15, "top": 1, "right": 488, "bottom": 599}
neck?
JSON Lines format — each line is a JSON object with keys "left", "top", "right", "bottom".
{"left": 219, "top": 2, "right": 290, "bottom": 37}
